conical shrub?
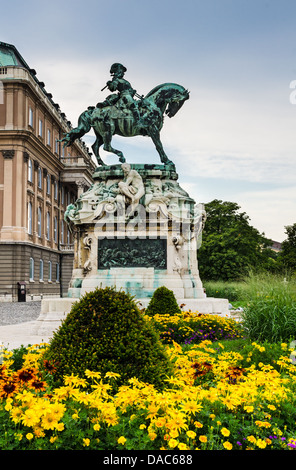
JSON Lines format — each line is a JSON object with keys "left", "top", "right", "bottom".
{"left": 145, "top": 286, "right": 181, "bottom": 316}
{"left": 42, "top": 287, "right": 173, "bottom": 390}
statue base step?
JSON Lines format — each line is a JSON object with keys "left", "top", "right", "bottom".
{"left": 41, "top": 296, "right": 229, "bottom": 316}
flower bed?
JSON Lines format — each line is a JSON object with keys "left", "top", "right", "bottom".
{"left": 146, "top": 312, "right": 246, "bottom": 345}
{"left": 1, "top": 338, "right": 296, "bottom": 450}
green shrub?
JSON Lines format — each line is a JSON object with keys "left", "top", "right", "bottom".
{"left": 42, "top": 287, "right": 173, "bottom": 390}
{"left": 145, "top": 286, "right": 181, "bottom": 316}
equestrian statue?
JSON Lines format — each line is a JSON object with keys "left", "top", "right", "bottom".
{"left": 60, "top": 63, "right": 190, "bottom": 167}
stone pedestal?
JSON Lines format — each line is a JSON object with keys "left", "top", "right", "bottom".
{"left": 65, "top": 163, "right": 208, "bottom": 302}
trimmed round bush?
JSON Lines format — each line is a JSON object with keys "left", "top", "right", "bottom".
{"left": 42, "top": 287, "right": 173, "bottom": 390}
{"left": 145, "top": 286, "right": 181, "bottom": 317}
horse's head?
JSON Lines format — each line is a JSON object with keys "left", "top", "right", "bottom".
{"left": 165, "top": 87, "right": 190, "bottom": 118}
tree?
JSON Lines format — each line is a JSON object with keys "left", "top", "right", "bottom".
{"left": 277, "top": 223, "right": 296, "bottom": 274}
{"left": 197, "top": 199, "right": 273, "bottom": 281}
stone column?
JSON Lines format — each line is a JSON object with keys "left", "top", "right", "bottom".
{"left": 76, "top": 179, "right": 85, "bottom": 198}
{"left": 1, "top": 150, "right": 15, "bottom": 239}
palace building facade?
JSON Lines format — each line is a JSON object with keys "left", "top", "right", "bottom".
{"left": 0, "top": 41, "right": 96, "bottom": 301}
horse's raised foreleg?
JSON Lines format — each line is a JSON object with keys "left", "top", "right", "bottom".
{"left": 102, "top": 125, "right": 126, "bottom": 163}
{"left": 148, "top": 126, "right": 173, "bottom": 166}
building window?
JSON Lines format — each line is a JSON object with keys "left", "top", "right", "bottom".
{"left": 38, "top": 167, "right": 42, "bottom": 189}
{"left": 28, "top": 202, "right": 32, "bottom": 235}
{"left": 38, "top": 119, "right": 43, "bottom": 137}
{"left": 28, "top": 159, "right": 33, "bottom": 183}
{"left": 48, "top": 261, "right": 52, "bottom": 282}
{"left": 46, "top": 211, "right": 50, "bottom": 240}
{"left": 55, "top": 138, "right": 59, "bottom": 154}
{"left": 37, "top": 207, "right": 42, "bottom": 237}
{"left": 54, "top": 216, "right": 58, "bottom": 243}
{"left": 54, "top": 181, "right": 58, "bottom": 200}
{"left": 61, "top": 187, "right": 65, "bottom": 205}
{"left": 67, "top": 228, "right": 71, "bottom": 245}
{"left": 39, "top": 259, "right": 44, "bottom": 281}
{"left": 56, "top": 262, "right": 60, "bottom": 283}
{"left": 46, "top": 174, "right": 51, "bottom": 195}
{"left": 29, "top": 107, "right": 33, "bottom": 127}
{"left": 47, "top": 129, "right": 51, "bottom": 146}
{"left": 61, "top": 220, "right": 64, "bottom": 244}
{"left": 29, "top": 257, "right": 34, "bottom": 281}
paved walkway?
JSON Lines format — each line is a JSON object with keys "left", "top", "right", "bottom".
{"left": 0, "top": 302, "right": 67, "bottom": 350}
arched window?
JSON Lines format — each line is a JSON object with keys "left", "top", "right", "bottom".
{"left": 28, "top": 159, "right": 33, "bottom": 182}
{"left": 29, "top": 257, "right": 34, "bottom": 281}
{"left": 56, "top": 262, "right": 60, "bottom": 283}
{"left": 38, "top": 167, "right": 42, "bottom": 189}
{"left": 28, "top": 202, "right": 32, "bottom": 235}
{"left": 39, "top": 259, "right": 44, "bottom": 281}
{"left": 46, "top": 211, "right": 50, "bottom": 240}
{"left": 37, "top": 207, "right": 42, "bottom": 237}
{"left": 61, "top": 219, "right": 64, "bottom": 244}
{"left": 48, "top": 260, "right": 52, "bottom": 282}
{"left": 54, "top": 216, "right": 58, "bottom": 243}
{"left": 46, "top": 174, "right": 51, "bottom": 195}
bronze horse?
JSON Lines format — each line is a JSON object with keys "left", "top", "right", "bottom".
{"left": 61, "top": 83, "right": 189, "bottom": 166}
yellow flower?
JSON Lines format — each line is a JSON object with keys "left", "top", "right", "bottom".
{"left": 169, "top": 429, "right": 179, "bottom": 438}
{"left": 244, "top": 405, "right": 254, "bottom": 413}
{"left": 199, "top": 435, "right": 207, "bottom": 443}
{"left": 10, "top": 407, "right": 23, "bottom": 424}
{"left": 50, "top": 436, "right": 58, "bottom": 443}
{"left": 139, "top": 424, "right": 146, "bottom": 430}
{"left": 168, "top": 438, "right": 179, "bottom": 448}
{"left": 105, "top": 371, "right": 121, "bottom": 379}
{"left": 26, "top": 433, "right": 34, "bottom": 440}
{"left": 247, "top": 435, "right": 256, "bottom": 444}
{"left": 186, "top": 430, "right": 196, "bottom": 439}
{"left": 194, "top": 421, "right": 203, "bottom": 428}
{"left": 148, "top": 432, "right": 157, "bottom": 441}
{"left": 41, "top": 413, "right": 59, "bottom": 430}
{"left": 21, "top": 409, "right": 40, "bottom": 427}
{"left": 85, "top": 369, "right": 101, "bottom": 379}
{"left": 93, "top": 423, "right": 101, "bottom": 431}
{"left": 56, "top": 422, "right": 65, "bottom": 432}
{"left": 178, "top": 442, "right": 189, "bottom": 450}
{"left": 154, "top": 417, "right": 166, "bottom": 428}
{"left": 118, "top": 436, "right": 127, "bottom": 445}
{"left": 223, "top": 441, "right": 232, "bottom": 450}
{"left": 221, "top": 427, "right": 230, "bottom": 437}
{"left": 256, "top": 438, "right": 267, "bottom": 449}
{"left": 83, "top": 438, "right": 90, "bottom": 447}
{"left": 72, "top": 413, "right": 79, "bottom": 420}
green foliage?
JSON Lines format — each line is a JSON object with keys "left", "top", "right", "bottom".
{"left": 198, "top": 199, "right": 273, "bottom": 281}
{"left": 43, "top": 287, "right": 173, "bottom": 390}
{"left": 145, "top": 286, "right": 181, "bottom": 316}
{"left": 277, "top": 223, "right": 296, "bottom": 274}
{"left": 10, "top": 345, "right": 30, "bottom": 371}
{"left": 203, "top": 280, "right": 248, "bottom": 302}
{"left": 241, "top": 275, "right": 296, "bottom": 342}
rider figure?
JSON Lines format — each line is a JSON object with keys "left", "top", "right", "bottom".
{"left": 97, "top": 63, "right": 144, "bottom": 126}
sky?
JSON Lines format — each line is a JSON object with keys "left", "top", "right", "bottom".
{"left": 1, "top": 0, "right": 296, "bottom": 242}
